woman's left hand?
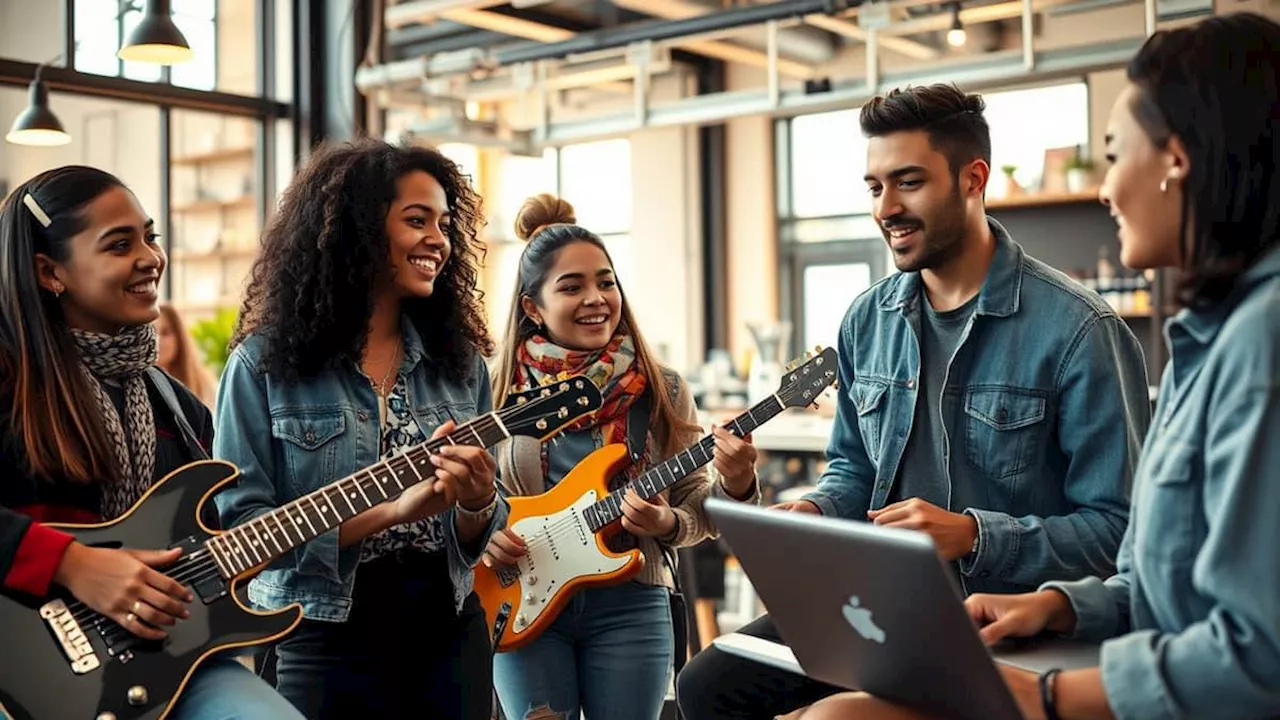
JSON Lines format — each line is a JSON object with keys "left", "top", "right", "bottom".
{"left": 999, "top": 665, "right": 1046, "bottom": 720}
{"left": 621, "top": 488, "right": 677, "bottom": 539}
{"left": 430, "top": 420, "right": 498, "bottom": 511}
{"left": 712, "top": 424, "right": 758, "bottom": 499}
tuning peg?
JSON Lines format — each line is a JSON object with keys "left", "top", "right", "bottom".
{"left": 804, "top": 351, "right": 813, "bottom": 360}
{"left": 814, "top": 344, "right": 823, "bottom": 353}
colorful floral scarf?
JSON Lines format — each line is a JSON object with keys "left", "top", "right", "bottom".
{"left": 514, "top": 331, "right": 648, "bottom": 488}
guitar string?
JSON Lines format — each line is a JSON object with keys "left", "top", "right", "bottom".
{"left": 512, "top": 409, "right": 770, "bottom": 554}
{"left": 60, "top": 398, "right": 588, "bottom": 628}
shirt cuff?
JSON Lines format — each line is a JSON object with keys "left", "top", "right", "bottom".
{"left": 959, "top": 507, "right": 1017, "bottom": 579}
{"left": 713, "top": 469, "right": 761, "bottom": 504}
{"left": 800, "top": 492, "right": 835, "bottom": 517}
{"left": 1099, "top": 630, "right": 1179, "bottom": 720}
{"left": 1038, "top": 575, "right": 1122, "bottom": 641}
{"left": 4, "top": 523, "right": 76, "bottom": 597}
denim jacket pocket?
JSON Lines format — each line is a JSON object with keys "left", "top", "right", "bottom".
{"left": 852, "top": 379, "right": 889, "bottom": 465}
{"left": 1135, "top": 441, "right": 1203, "bottom": 565}
{"left": 270, "top": 410, "right": 347, "bottom": 496}
{"left": 964, "top": 387, "right": 1047, "bottom": 483}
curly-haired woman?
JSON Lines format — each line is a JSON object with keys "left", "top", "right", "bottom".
{"left": 212, "top": 138, "right": 508, "bottom": 719}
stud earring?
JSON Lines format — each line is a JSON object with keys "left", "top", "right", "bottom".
{"left": 50, "top": 282, "right": 64, "bottom": 297}
{"left": 1159, "top": 178, "right": 1169, "bottom": 193}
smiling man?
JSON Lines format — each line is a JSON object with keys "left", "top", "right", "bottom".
{"left": 676, "top": 84, "right": 1152, "bottom": 720}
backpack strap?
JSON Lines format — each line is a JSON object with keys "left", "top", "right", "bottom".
{"left": 147, "top": 367, "right": 210, "bottom": 461}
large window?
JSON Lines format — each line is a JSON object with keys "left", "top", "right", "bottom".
{"left": 776, "top": 80, "right": 1090, "bottom": 355}
{"left": 73, "top": 0, "right": 258, "bottom": 95}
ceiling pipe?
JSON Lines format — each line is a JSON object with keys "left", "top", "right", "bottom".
{"left": 491, "top": 0, "right": 853, "bottom": 68}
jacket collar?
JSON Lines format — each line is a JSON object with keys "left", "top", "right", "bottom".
{"left": 879, "top": 216, "right": 1023, "bottom": 318}
{"left": 1169, "top": 243, "right": 1280, "bottom": 347}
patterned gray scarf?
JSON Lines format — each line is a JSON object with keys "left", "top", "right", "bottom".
{"left": 71, "top": 324, "right": 159, "bottom": 518}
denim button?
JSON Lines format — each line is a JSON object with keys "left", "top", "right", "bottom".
{"left": 357, "top": 410, "right": 370, "bottom": 421}
{"left": 304, "top": 429, "right": 315, "bottom": 442}
{"left": 996, "top": 407, "right": 1009, "bottom": 423}
{"left": 906, "top": 379, "right": 916, "bottom": 389}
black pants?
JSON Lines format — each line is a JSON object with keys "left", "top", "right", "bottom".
{"left": 675, "top": 613, "right": 844, "bottom": 719}
{"left": 272, "top": 551, "right": 493, "bottom": 720}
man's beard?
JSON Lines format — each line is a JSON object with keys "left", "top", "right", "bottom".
{"left": 883, "top": 187, "right": 970, "bottom": 273}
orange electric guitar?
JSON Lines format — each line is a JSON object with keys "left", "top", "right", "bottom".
{"left": 476, "top": 347, "right": 838, "bottom": 652}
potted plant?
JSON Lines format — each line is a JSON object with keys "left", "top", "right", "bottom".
{"left": 190, "top": 307, "right": 239, "bottom": 377}
{"left": 1000, "top": 164, "right": 1021, "bottom": 196}
{"left": 1064, "top": 153, "right": 1095, "bottom": 193}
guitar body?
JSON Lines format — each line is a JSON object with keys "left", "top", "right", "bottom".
{"left": 476, "top": 444, "right": 644, "bottom": 653}
{"left": 0, "top": 461, "right": 302, "bottom": 720}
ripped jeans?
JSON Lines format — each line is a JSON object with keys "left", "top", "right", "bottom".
{"left": 493, "top": 581, "right": 674, "bottom": 720}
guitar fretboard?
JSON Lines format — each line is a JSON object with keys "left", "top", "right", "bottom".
{"left": 205, "top": 415, "right": 509, "bottom": 579}
{"left": 581, "top": 394, "right": 785, "bottom": 532}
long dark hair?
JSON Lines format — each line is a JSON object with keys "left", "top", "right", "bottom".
{"left": 0, "top": 166, "right": 126, "bottom": 484}
{"left": 1126, "top": 12, "right": 1280, "bottom": 309}
{"left": 232, "top": 138, "right": 492, "bottom": 380}
{"left": 491, "top": 193, "right": 695, "bottom": 457}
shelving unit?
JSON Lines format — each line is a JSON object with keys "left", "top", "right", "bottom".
{"left": 986, "top": 189, "right": 1101, "bottom": 210}
{"left": 168, "top": 115, "right": 260, "bottom": 321}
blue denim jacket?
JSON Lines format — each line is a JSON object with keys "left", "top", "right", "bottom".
{"left": 212, "top": 321, "right": 509, "bottom": 623}
{"left": 1043, "top": 246, "right": 1280, "bottom": 720}
{"left": 803, "top": 219, "right": 1149, "bottom": 595}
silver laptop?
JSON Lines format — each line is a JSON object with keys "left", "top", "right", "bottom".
{"left": 704, "top": 498, "right": 1100, "bottom": 720}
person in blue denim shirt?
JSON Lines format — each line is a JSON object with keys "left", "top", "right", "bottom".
{"left": 677, "top": 85, "right": 1150, "bottom": 720}
{"left": 213, "top": 139, "right": 507, "bottom": 720}
{"left": 802, "top": 12, "right": 1280, "bottom": 720}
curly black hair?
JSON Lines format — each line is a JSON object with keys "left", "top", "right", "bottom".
{"left": 232, "top": 137, "right": 493, "bottom": 381}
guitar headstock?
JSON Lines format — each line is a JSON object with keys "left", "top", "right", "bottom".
{"left": 499, "top": 375, "right": 603, "bottom": 441}
{"left": 776, "top": 346, "right": 839, "bottom": 409}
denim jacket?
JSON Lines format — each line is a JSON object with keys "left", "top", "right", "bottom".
{"left": 803, "top": 219, "right": 1150, "bottom": 595}
{"left": 212, "top": 321, "right": 509, "bottom": 623}
{"left": 1043, "top": 246, "right": 1280, "bottom": 720}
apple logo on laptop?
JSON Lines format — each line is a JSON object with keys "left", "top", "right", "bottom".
{"left": 842, "top": 595, "right": 886, "bottom": 644}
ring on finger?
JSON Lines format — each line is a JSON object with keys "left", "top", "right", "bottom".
{"left": 124, "top": 612, "right": 137, "bottom": 624}
{"left": 132, "top": 600, "right": 143, "bottom": 615}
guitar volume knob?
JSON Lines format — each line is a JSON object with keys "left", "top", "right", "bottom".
{"left": 127, "top": 685, "right": 149, "bottom": 706}
{"left": 527, "top": 574, "right": 537, "bottom": 585}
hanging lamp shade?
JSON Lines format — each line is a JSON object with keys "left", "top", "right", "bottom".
{"left": 6, "top": 78, "right": 71, "bottom": 147}
{"left": 117, "top": 0, "right": 195, "bottom": 65}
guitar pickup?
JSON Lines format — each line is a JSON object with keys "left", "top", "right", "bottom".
{"left": 39, "top": 598, "right": 101, "bottom": 674}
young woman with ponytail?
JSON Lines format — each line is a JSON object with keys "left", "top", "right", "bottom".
{"left": 484, "top": 193, "right": 760, "bottom": 720}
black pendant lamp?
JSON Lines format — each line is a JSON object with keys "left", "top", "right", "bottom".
{"left": 6, "top": 67, "right": 71, "bottom": 147}
{"left": 117, "top": 0, "right": 195, "bottom": 65}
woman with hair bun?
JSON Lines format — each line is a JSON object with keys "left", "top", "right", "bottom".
{"left": 484, "top": 193, "right": 761, "bottom": 720}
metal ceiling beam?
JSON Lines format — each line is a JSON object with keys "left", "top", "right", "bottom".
{"left": 492, "top": 0, "right": 851, "bottom": 67}
{"left": 803, "top": 14, "right": 941, "bottom": 60}
{"left": 524, "top": 36, "right": 1142, "bottom": 147}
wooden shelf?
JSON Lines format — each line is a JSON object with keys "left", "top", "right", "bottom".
{"left": 987, "top": 190, "right": 1101, "bottom": 210}
{"left": 171, "top": 147, "right": 255, "bottom": 166}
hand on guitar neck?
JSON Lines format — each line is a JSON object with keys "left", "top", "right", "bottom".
{"left": 51, "top": 542, "right": 193, "bottom": 641}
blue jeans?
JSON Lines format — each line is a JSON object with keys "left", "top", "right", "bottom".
{"left": 169, "top": 657, "right": 304, "bottom": 720}
{"left": 493, "top": 581, "right": 674, "bottom": 720}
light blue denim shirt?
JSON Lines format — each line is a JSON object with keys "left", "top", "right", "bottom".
{"left": 212, "top": 320, "right": 509, "bottom": 623}
{"left": 1043, "top": 246, "right": 1280, "bottom": 720}
{"left": 803, "top": 219, "right": 1150, "bottom": 595}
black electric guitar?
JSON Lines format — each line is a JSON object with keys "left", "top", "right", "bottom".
{"left": 0, "top": 377, "right": 602, "bottom": 720}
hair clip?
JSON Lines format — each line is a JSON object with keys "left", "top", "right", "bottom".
{"left": 23, "top": 194, "right": 52, "bottom": 228}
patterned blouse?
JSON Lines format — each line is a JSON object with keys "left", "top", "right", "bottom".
{"left": 358, "top": 375, "right": 448, "bottom": 562}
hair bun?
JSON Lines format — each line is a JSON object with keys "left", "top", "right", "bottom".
{"left": 514, "top": 193, "right": 576, "bottom": 241}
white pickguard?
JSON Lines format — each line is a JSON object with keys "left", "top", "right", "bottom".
{"left": 506, "top": 490, "right": 630, "bottom": 636}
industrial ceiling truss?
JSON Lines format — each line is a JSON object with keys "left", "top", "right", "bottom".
{"left": 361, "top": 0, "right": 1190, "bottom": 151}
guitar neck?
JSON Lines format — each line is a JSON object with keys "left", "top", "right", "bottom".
{"left": 583, "top": 394, "right": 785, "bottom": 532}
{"left": 206, "top": 413, "right": 509, "bottom": 578}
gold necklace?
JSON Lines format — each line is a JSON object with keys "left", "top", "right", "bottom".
{"left": 368, "top": 338, "right": 402, "bottom": 398}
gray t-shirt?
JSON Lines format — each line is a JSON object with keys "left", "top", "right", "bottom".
{"left": 890, "top": 292, "right": 979, "bottom": 508}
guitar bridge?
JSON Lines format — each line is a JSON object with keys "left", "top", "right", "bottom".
{"left": 39, "top": 598, "right": 100, "bottom": 674}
